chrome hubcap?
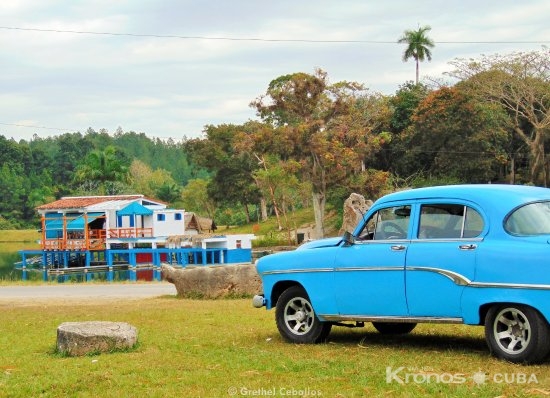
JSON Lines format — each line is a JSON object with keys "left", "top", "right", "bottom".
{"left": 493, "top": 308, "right": 531, "bottom": 355}
{"left": 284, "top": 297, "right": 314, "bottom": 335}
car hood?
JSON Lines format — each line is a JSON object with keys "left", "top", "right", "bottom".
{"left": 296, "top": 237, "right": 343, "bottom": 250}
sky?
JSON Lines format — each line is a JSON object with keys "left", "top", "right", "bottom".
{"left": 0, "top": 1, "right": 548, "bottom": 142}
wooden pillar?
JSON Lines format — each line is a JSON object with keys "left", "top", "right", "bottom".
{"left": 41, "top": 216, "right": 46, "bottom": 250}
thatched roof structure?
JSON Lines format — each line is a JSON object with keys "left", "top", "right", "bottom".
{"left": 184, "top": 212, "right": 214, "bottom": 234}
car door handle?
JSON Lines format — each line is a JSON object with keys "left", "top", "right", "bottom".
{"left": 391, "top": 245, "right": 406, "bottom": 251}
{"left": 459, "top": 244, "right": 477, "bottom": 251}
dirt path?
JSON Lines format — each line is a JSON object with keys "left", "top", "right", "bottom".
{"left": 0, "top": 282, "right": 177, "bottom": 304}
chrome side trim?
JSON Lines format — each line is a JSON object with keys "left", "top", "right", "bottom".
{"left": 335, "top": 266, "right": 404, "bottom": 272}
{"left": 407, "top": 266, "right": 471, "bottom": 285}
{"left": 412, "top": 237, "right": 484, "bottom": 243}
{"left": 408, "top": 266, "right": 550, "bottom": 290}
{"left": 321, "top": 314, "right": 463, "bottom": 324}
{"left": 260, "top": 268, "right": 333, "bottom": 276}
{"left": 262, "top": 266, "right": 404, "bottom": 276}
{"left": 355, "top": 239, "right": 410, "bottom": 245}
{"left": 469, "top": 281, "right": 550, "bottom": 290}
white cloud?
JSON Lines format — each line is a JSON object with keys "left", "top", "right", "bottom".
{"left": 0, "top": 0, "right": 547, "bottom": 141}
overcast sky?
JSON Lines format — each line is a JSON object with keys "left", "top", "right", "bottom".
{"left": 0, "top": 1, "right": 548, "bottom": 142}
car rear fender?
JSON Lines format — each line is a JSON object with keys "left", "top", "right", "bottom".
{"left": 462, "top": 288, "right": 550, "bottom": 325}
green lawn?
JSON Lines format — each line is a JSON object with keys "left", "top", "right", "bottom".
{"left": 1, "top": 296, "right": 549, "bottom": 397}
{"left": 0, "top": 230, "right": 41, "bottom": 245}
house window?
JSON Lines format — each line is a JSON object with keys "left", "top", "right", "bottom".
{"left": 157, "top": 214, "right": 165, "bottom": 222}
{"left": 174, "top": 213, "right": 182, "bottom": 221}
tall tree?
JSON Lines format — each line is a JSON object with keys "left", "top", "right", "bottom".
{"left": 398, "top": 86, "right": 509, "bottom": 182}
{"left": 447, "top": 48, "right": 550, "bottom": 185}
{"left": 185, "top": 124, "right": 260, "bottom": 223}
{"left": 251, "top": 70, "right": 386, "bottom": 238}
{"left": 398, "top": 25, "right": 435, "bottom": 84}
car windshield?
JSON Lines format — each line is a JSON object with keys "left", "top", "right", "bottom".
{"left": 505, "top": 201, "right": 550, "bottom": 235}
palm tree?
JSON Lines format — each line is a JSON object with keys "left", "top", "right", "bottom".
{"left": 74, "top": 146, "right": 130, "bottom": 194}
{"left": 156, "top": 182, "right": 182, "bottom": 204}
{"left": 398, "top": 25, "right": 435, "bottom": 84}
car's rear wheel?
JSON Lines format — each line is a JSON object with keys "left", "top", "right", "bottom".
{"left": 372, "top": 322, "right": 417, "bottom": 335}
{"left": 485, "top": 304, "right": 550, "bottom": 364}
{"left": 275, "top": 286, "right": 332, "bottom": 343}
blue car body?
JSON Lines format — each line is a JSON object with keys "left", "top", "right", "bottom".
{"left": 254, "top": 184, "right": 550, "bottom": 362}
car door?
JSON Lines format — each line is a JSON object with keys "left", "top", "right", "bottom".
{"left": 405, "top": 202, "right": 484, "bottom": 318}
{"left": 334, "top": 205, "right": 411, "bottom": 316}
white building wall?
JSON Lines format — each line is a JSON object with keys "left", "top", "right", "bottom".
{"left": 224, "top": 234, "right": 255, "bottom": 249}
{"left": 152, "top": 210, "right": 186, "bottom": 237}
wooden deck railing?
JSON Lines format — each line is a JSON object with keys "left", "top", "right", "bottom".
{"left": 42, "top": 227, "right": 153, "bottom": 250}
{"left": 108, "top": 228, "right": 153, "bottom": 238}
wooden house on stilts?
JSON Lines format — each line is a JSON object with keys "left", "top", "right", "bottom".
{"left": 17, "top": 195, "right": 254, "bottom": 282}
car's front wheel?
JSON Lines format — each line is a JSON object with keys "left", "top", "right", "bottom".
{"left": 275, "top": 286, "right": 332, "bottom": 343}
{"left": 485, "top": 304, "right": 550, "bottom": 364}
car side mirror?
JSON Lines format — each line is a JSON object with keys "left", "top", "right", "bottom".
{"left": 342, "top": 231, "right": 355, "bottom": 246}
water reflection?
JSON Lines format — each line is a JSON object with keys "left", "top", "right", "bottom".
{"left": 0, "top": 242, "right": 40, "bottom": 281}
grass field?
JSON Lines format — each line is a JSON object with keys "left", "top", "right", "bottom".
{"left": 1, "top": 296, "right": 549, "bottom": 397}
{"left": 0, "top": 230, "right": 41, "bottom": 245}
{"left": 1, "top": 228, "right": 550, "bottom": 396}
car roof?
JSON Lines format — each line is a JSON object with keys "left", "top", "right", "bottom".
{"left": 376, "top": 184, "right": 550, "bottom": 211}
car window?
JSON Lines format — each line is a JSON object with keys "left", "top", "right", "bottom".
{"left": 418, "top": 204, "right": 483, "bottom": 239}
{"left": 505, "top": 201, "right": 550, "bottom": 235}
{"left": 358, "top": 205, "right": 411, "bottom": 240}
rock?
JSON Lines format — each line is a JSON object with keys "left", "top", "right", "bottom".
{"left": 57, "top": 321, "right": 138, "bottom": 356}
{"left": 161, "top": 263, "right": 262, "bottom": 299}
{"left": 339, "top": 193, "right": 373, "bottom": 235}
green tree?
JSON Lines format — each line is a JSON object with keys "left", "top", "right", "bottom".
{"left": 156, "top": 182, "right": 182, "bottom": 205}
{"left": 74, "top": 145, "right": 131, "bottom": 195}
{"left": 51, "top": 133, "right": 93, "bottom": 193}
{"left": 128, "top": 160, "right": 156, "bottom": 197}
{"left": 181, "top": 178, "right": 216, "bottom": 218}
{"left": 185, "top": 124, "right": 260, "bottom": 223}
{"left": 0, "top": 163, "right": 25, "bottom": 224}
{"left": 381, "top": 82, "right": 431, "bottom": 172}
{"left": 399, "top": 86, "right": 509, "bottom": 182}
{"left": 253, "top": 156, "right": 310, "bottom": 239}
{"left": 389, "top": 81, "right": 430, "bottom": 132}
{"left": 398, "top": 25, "right": 435, "bottom": 84}
{"left": 113, "top": 130, "right": 202, "bottom": 186}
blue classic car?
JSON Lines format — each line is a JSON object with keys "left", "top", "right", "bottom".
{"left": 253, "top": 184, "right": 550, "bottom": 364}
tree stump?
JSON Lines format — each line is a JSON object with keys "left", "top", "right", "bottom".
{"left": 57, "top": 321, "right": 138, "bottom": 356}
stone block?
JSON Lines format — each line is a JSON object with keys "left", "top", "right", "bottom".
{"left": 57, "top": 321, "right": 138, "bottom": 356}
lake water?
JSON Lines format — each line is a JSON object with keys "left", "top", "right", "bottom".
{"left": 0, "top": 242, "right": 146, "bottom": 282}
{"left": 0, "top": 242, "right": 40, "bottom": 281}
